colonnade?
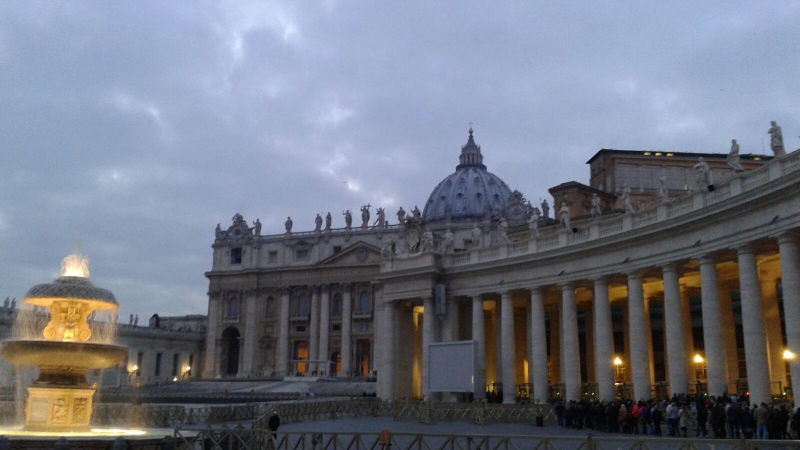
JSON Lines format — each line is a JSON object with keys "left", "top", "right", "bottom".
{"left": 381, "top": 232, "right": 800, "bottom": 407}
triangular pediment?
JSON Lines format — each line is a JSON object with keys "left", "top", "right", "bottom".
{"left": 317, "top": 242, "right": 382, "bottom": 266}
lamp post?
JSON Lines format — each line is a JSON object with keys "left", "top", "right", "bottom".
{"left": 182, "top": 365, "right": 191, "bottom": 380}
{"left": 129, "top": 364, "right": 138, "bottom": 382}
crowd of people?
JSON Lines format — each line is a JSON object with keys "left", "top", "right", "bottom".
{"left": 552, "top": 394, "right": 800, "bottom": 440}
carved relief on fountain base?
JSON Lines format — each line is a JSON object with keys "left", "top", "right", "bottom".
{"left": 24, "top": 386, "right": 94, "bottom": 432}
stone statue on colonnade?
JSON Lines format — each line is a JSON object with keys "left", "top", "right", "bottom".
{"left": 528, "top": 207, "right": 540, "bottom": 238}
{"left": 497, "top": 217, "right": 510, "bottom": 243}
{"left": 559, "top": 202, "right": 570, "bottom": 230}
{"left": 769, "top": 121, "right": 786, "bottom": 157}
{"left": 727, "top": 139, "right": 744, "bottom": 172}
{"left": 590, "top": 194, "right": 601, "bottom": 221}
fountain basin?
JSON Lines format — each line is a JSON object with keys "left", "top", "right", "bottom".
{"left": 0, "top": 340, "right": 127, "bottom": 372}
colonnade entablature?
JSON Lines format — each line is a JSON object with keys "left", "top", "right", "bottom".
{"left": 380, "top": 150, "right": 800, "bottom": 280}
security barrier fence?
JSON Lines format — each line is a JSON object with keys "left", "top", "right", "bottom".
{"left": 1, "top": 399, "right": 558, "bottom": 428}
{"left": 173, "top": 429, "right": 800, "bottom": 450}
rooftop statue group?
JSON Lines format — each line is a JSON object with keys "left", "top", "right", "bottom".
{"left": 225, "top": 120, "right": 794, "bottom": 246}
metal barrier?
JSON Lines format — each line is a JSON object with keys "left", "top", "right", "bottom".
{"left": 174, "top": 429, "right": 800, "bottom": 450}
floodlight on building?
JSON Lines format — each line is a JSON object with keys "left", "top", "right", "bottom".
{"left": 694, "top": 354, "right": 704, "bottom": 364}
{"left": 655, "top": 152, "right": 662, "bottom": 156}
{"left": 185, "top": 366, "right": 191, "bottom": 372}
{"left": 173, "top": 377, "right": 178, "bottom": 382}
{"left": 613, "top": 357, "right": 623, "bottom": 366}
{"left": 784, "top": 349, "right": 796, "bottom": 360}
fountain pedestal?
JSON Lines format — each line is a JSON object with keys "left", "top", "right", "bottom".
{"left": 25, "top": 386, "right": 95, "bottom": 432}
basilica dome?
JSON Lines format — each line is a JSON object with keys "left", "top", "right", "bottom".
{"left": 422, "top": 129, "right": 512, "bottom": 223}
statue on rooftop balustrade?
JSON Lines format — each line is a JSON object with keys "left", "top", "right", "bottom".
{"left": 285, "top": 217, "right": 293, "bottom": 233}
{"left": 314, "top": 214, "right": 323, "bottom": 232}
{"left": 253, "top": 218, "right": 262, "bottom": 236}
{"left": 540, "top": 199, "right": 550, "bottom": 220}
{"left": 374, "top": 207, "right": 386, "bottom": 229}
{"left": 497, "top": 217, "right": 510, "bottom": 243}
{"left": 325, "top": 212, "right": 332, "bottom": 230}
{"left": 343, "top": 210, "right": 352, "bottom": 230}
{"left": 360, "top": 204, "right": 371, "bottom": 229}
{"left": 396, "top": 207, "right": 406, "bottom": 223}
{"left": 769, "top": 121, "right": 786, "bottom": 157}
{"left": 693, "top": 157, "right": 711, "bottom": 190}
{"left": 590, "top": 194, "right": 602, "bottom": 221}
{"left": 471, "top": 225, "right": 483, "bottom": 249}
{"left": 528, "top": 207, "right": 540, "bottom": 238}
{"left": 727, "top": 139, "right": 745, "bottom": 173}
{"left": 443, "top": 229, "right": 454, "bottom": 253}
{"left": 559, "top": 202, "right": 570, "bottom": 230}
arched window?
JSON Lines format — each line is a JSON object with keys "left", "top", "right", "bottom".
{"left": 358, "top": 291, "right": 371, "bottom": 314}
{"left": 332, "top": 293, "right": 343, "bottom": 317}
{"left": 296, "top": 294, "right": 310, "bottom": 316}
{"left": 227, "top": 298, "right": 240, "bottom": 320}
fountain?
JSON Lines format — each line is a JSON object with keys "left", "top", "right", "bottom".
{"left": 0, "top": 250, "right": 128, "bottom": 432}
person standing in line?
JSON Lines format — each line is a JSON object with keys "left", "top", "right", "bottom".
{"left": 268, "top": 410, "right": 281, "bottom": 441}
{"left": 755, "top": 402, "right": 770, "bottom": 440}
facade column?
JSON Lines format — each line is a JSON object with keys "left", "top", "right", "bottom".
{"left": 500, "top": 291, "right": 516, "bottom": 404}
{"left": 561, "top": 283, "right": 580, "bottom": 401}
{"left": 241, "top": 291, "right": 259, "bottom": 376}
{"left": 494, "top": 300, "right": 503, "bottom": 386}
{"left": 382, "top": 299, "right": 397, "bottom": 400}
{"left": 737, "top": 246, "right": 772, "bottom": 406}
{"left": 472, "top": 295, "right": 486, "bottom": 400}
{"left": 627, "top": 271, "right": 652, "bottom": 401}
{"left": 779, "top": 233, "right": 800, "bottom": 394}
{"left": 699, "top": 256, "right": 728, "bottom": 397}
{"left": 309, "top": 286, "right": 320, "bottom": 375}
{"left": 529, "top": 287, "right": 549, "bottom": 403}
{"left": 319, "top": 285, "right": 330, "bottom": 375}
{"left": 592, "top": 278, "right": 615, "bottom": 402}
{"left": 662, "top": 263, "right": 689, "bottom": 396}
{"left": 340, "top": 284, "right": 353, "bottom": 376}
{"left": 277, "top": 287, "right": 291, "bottom": 376}
{"left": 202, "top": 295, "right": 220, "bottom": 378}
{"left": 422, "top": 295, "right": 435, "bottom": 400}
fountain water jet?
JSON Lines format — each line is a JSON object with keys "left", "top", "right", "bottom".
{"left": 0, "top": 250, "right": 127, "bottom": 432}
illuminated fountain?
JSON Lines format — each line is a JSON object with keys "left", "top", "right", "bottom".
{"left": 0, "top": 250, "right": 128, "bottom": 432}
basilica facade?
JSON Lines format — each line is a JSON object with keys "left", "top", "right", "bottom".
{"left": 204, "top": 129, "right": 800, "bottom": 407}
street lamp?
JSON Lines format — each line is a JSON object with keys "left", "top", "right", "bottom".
{"left": 784, "top": 349, "right": 796, "bottom": 360}
{"left": 694, "top": 354, "right": 704, "bottom": 364}
{"left": 182, "top": 365, "right": 191, "bottom": 380}
{"left": 129, "top": 365, "right": 138, "bottom": 381}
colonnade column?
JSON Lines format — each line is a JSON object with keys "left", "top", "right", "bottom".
{"left": 500, "top": 291, "right": 516, "bottom": 404}
{"left": 627, "top": 272, "right": 652, "bottom": 401}
{"left": 737, "top": 245, "right": 772, "bottom": 406}
{"left": 529, "top": 287, "right": 549, "bottom": 403}
{"left": 241, "top": 291, "right": 259, "bottom": 375}
{"left": 472, "top": 295, "right": 486, "bottom": 400}
{"left": 662, "top": 263, "right": 688, "bottom": 396}
{"left": 779, "top": 233, "right": 800, "bottom": 393}
{"left": 277, "top": 287, "right": 290, "bottom": 376}
{"left": 382, "top": 300, "right": 396, "bottom": 400}
{"left": 341, "top": 284, "right": 352, "bottom": 376}
{"left": 319, "top": 285, "right": 330, "bottom": 375}
{"left": 561, "top": 283, "right": 580, "bottom": 401}
{"left": 309, "top": 286, "right": 320, "bottom": 375}
{"left": 592, "top": 278, "right": 615, "bottom": 402}
{"left": 422, "top": 295, "right": 435, "bottom": 400}
{"left": 699, "top": 256, "right": 728, "bottom": 397}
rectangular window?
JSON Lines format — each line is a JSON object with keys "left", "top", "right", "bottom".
{"left": 333, "top": 246, "right": 342, "bottom": 254}
{"left": 230, "top": 248, "right": 242, "bottom": 264}
{"left": 268, "top": 251, "right": 278, "bottom": 263}
{"left": 136, "top": 352, "right": 143, "bottom": 376}
{"left": 172, "top": 353, "right": 180, "bottom": 377}
{"left": 296, "top": 325, "right": 306, "bottom": 332}
{"left": 155, "top": 352, "right": 162, "bottom": 376}
{"left": 615, "top": 164, "right": 640, "bottom": 190}
{"left": 332, "top": 324, "right": 341, "bottom": 331}
{"left": 295, "top": 248, "right": 309, "bottom": 260}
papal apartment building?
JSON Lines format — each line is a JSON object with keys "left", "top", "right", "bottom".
{"left": 204, "top": 129, "right": 800, "bottom": 407}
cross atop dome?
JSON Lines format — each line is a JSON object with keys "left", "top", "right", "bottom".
{"left": 458, "top": 126, "right": 485, "bottom": 170}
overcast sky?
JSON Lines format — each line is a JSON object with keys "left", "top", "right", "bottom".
{"left": 1, "top": 1, "right": 798, "bottom": 319}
